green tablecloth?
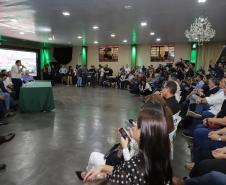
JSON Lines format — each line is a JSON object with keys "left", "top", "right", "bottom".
{"left": 19, "top": 81, "right": 55, "bottom": 113}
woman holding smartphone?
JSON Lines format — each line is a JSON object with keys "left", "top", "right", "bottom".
{"left": 84, "top": 104, "right": 173, "bottom": 185}
{"left": 75, "top": 127, "right": 139, "bottom": 180}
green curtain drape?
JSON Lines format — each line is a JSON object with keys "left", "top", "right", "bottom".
{"left": 40, "top": 49, "right": 51, "bottom": 69}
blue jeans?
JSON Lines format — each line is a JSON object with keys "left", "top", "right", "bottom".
{"left": 193, "top": 127, "right": 226, "bottom": 163}
{"left": 77, "top": 77, "right": 82, "bottom": 87}
{"left": 0, "top": 92, "right": 10, "bottom": 111}
{"left": 185, "top": 171, "right": 226, "bottom": 185}
{"left": 195, "top": 104, "right": 215, "bottom": 118}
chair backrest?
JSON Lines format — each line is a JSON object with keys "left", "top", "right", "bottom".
{"left": 169, "top": 129, "right": 177, "bottom": 142}
{"left": 173, "top": 112, "right": 181, "bottom": 129}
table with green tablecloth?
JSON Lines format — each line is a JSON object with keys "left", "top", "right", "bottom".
{"left": 19, "top": 81, "right": 55, "bottom": 113}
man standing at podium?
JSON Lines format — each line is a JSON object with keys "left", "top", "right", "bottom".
{"left": 11, "top": 60, "right": 26, "bottom": 100}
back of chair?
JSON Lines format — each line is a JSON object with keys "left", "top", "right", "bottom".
{"left": 169, "top": 128, "right": 177, "bottom": 160}
{"left": 173, "top": 112, "right": 182, "bottom": 129}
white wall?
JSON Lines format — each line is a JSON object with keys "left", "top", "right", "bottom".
{"left": 52, "top": 43, "right": 191, "bottom": 74}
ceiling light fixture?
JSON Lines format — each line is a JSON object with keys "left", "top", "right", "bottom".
{"left": 48, "top": 37, "right": 53, "bottom": 41}
{"left": 156, "top": 38, "right": 161, "bottom": 42}
{"left": 123, "top": 39, "right": 128, "bottom": 43}
{"left": 92, "top": 25, "right": 99, "bottom": 30}
{"left": 124, "top": 5, "right": 132, "bottom": 9}
{"left": 19, "top": 32, "right": 25, "bottom": 35}
{"left": 38, "top": 27, "right": 52, "bottom": 32}
{"left": 110, "top": 34, "right": 116, "bottom": 38}
{"left": 198, "top": 0, "right": 206, "bottom": 3}
{"left": 10, "top": 19, "right": 18, "bottom": 23}
{"left": 185, "top": 16, "right": 215, "bottom": 45}
{"left": 77, "top": 36, "right": 82, "bottom": 39}
{"left": 150, "top": 32, "right": 155, "bottom": 36}
{"left": 140, "top": 22, "right": 148, "bottom": 27}
{"left": 94, "top": 41, "right": 99, "bottom": 44}
{"left": 62, "top": 11, "right": 70, "bottom": 16}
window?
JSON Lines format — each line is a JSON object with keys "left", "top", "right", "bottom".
{"left": 151, "top": 45, "right": 175, "bottom": 62}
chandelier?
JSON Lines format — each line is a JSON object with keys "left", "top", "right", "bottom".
{"left": 185, "top": 16, "right": 216, "bottom": 45}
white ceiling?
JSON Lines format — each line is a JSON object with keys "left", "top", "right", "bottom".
{"left": 0, "top": 0, "right": 225, "bottom": 45}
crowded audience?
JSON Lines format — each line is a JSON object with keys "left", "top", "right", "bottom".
{"left": 1, "top": 58, "right": 226, "bottom": 185}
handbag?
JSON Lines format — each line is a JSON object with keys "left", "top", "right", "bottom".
{"left": 104, "top": 143, "right": 124, "bottom": 166}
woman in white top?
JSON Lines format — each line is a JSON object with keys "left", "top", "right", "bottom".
{"left": 75, "top": 129, "right": 139, "bottom": 180}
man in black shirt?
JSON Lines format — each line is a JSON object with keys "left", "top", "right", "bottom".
{"left": 161, "top": 81, "right": 180, "bottom": 115}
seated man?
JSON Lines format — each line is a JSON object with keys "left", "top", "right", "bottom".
{"left": 160, "top": 81, "right": 180, "bottom": 115}
{"left": 189, "top": 73, "right": 205, "bottom": 96}
{"left": 2, "top": 73, "right": 14, "bottom": 93}
{"left": 188, "top": 145, "right": 226, "bottom": 178}
{"left": 180, "top": 74, "right": 205, "bottom": 117}
{"left": 188, "top": 77, "right": 219, "bottom": 109}
{"left": 184, "top": 81, "right": 226, "bottom": 168}
{"left": 174, "top": 171, "right": 226, "bottom": 185}
{"left": 187, "top": 77, "right": 226, "bottom": 119}
{"left": 22, "top": 70, "right": 34, "bottom": 83}
{"left": 139, "top": 79, "right": 152, "bottom": 96}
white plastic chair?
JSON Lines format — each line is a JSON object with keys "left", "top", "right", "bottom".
{"left": 169, "top": 128, "right": 177, "bottom": 160}
{"left": 169, "top": 112, "right": 181, "bottom": 160}
{"left": 173, "top": 112, "right": 182, "bottom": 130}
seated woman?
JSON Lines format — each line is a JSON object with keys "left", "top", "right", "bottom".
{"left": 83, "top": 104, "right": 173, "bottom": 185}
{"left": 75, "top": 130, "right": 139, "bottom": 180}
{"left": 139, "top": 79, "right": 152, "bottom": 96}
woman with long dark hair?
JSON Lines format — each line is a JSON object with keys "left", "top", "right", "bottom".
{"left": 84, "top": 105, "right": 173, "bottom": 185}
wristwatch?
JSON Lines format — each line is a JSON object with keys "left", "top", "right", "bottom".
{"left": 218, "top": 136, "right": 222, "bottom": 141}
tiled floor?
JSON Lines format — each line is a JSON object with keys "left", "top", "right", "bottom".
{"left": 0, "top": 86, "right": 190, "bottom": 185}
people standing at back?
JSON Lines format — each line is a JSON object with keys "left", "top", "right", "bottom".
{"left": 77, "top": 66, "right": 83, "bottom": 87}
{"left": 125, "top": 64, "right": 131, "bottom": 75}
{"left": 99, "top": 65, "right": 105, "bottom": 87}
{"left": 59, "top": 64, "right": 68, "bottom": 84}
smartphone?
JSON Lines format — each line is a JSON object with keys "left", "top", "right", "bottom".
{"left": 119, "top": 128, "right": 131, "bottom": 141}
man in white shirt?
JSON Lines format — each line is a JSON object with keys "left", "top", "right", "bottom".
{"left": 59, "top": 65, "right": 68, "bottom": 84}
{"left": 188, "top": 78, "right": 226, "bottom": 118}
{"left": 59, "top": 65, "right": 68, "bottom": 75}
{"left": 99, "top": 67, "right": 105, "bottom": 87}
{"left": 125, "top": 64, "right": 131, "bottom": 75}
{"left": 11, "top": 60, "right": 25, "bottom": 99}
